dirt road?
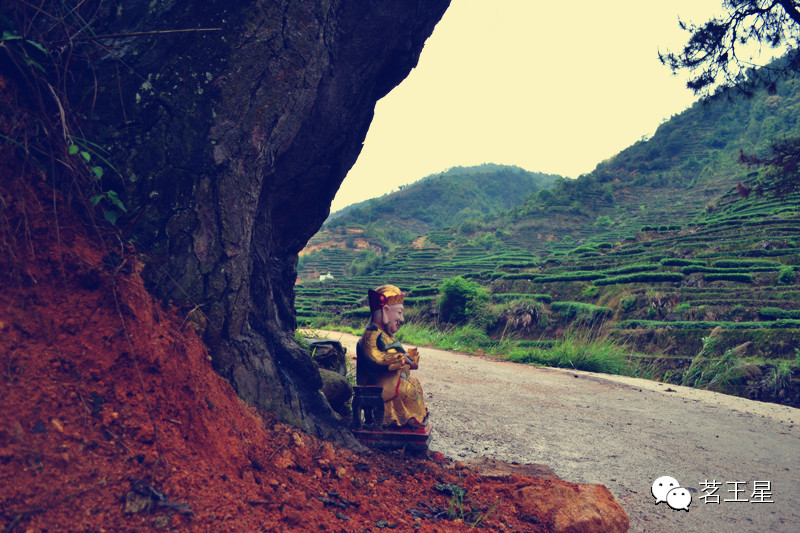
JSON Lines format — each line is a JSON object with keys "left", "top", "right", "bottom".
{"left": 314, "top": 330, "right": 800, "bottom": 533}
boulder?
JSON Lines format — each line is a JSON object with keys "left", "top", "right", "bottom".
{"left": 456, "top": 456, "right": 629, "bottom": 532}
{"left": 319, "top": 368, "right": 353, "bottom": 420}
{"left": 513, "top": 481, "right": 629, "bottom": 533}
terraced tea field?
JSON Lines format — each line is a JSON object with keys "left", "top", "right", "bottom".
{"left": 296, "top": 186, "right": 799, "bottom": 403}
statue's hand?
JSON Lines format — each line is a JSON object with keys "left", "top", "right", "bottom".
{"left": 387, "top": 350, "right": 407, "bottom": 371}
{"left": 406, "top": 347, "right": 419, "bottom": 369}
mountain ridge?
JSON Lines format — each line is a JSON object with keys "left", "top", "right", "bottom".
{"left": 299, "top": 164, "right": 559, "bottom": 279}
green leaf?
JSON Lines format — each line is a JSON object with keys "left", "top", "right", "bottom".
{"left": 106, "top": 190, "right": 127, "bottom": 212}
{"left": 24, "top": 39, "right": 47, "bottom": 55}
{"left": 80, "top": 151, "right": 91, "bottom": 162}
{"left": 21, "top": 56, "right": 46, "bottom": 74}
{"left": 103, "top": 210, "right": 119, "bottom": 225}
{"left": 92, "top": 166, "right": 104, "bottom": 179}
{"left": 2, "top": 31, "right": 22, "bottom": 41}
{"left": 68, "top": 144, "right": 79, "bottom": 155}
{"left": 89, "top": 195, "right": 103, "bottom": 206}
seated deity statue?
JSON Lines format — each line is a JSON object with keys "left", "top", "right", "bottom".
{"left": 356, "top": 284, "right": 428, "bottom": 431}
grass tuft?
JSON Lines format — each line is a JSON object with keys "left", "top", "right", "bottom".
{"left": 506, "top": 329, "right": 635, "bottom": 375}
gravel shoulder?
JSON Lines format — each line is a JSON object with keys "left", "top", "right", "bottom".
{"left": 312, "top": 330, "right": 800, "bottom": 533}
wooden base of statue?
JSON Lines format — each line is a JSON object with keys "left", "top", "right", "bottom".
{"left": 351, "top": 385, "right": 430, "bottom": 451}
{"left": 351, "top": 425, "right": 431, "bottom": 452}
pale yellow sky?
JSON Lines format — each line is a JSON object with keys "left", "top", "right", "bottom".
{"left": 331, "top": 0, "right": 769, "bottom": 212}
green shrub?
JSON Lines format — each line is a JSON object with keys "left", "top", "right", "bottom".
{"left": 404, "top": 296, "right": 435, "bottom": 307}
{"left": 581, "top": 285, "right": 600, "bottom": 298}
{"left": 758, "top": 307, "right": 800, "bottom": 319}
{"left": 712, "top": 259, "right": 781, "bottom": 268}
{"left": 594, "top": 272, "right": 684, "bottom": 286}
{"left": 500, "top": 273, "right": 537, "bottom": 280}
{"left": 682, "top": 266, "right": 777, "bottom": 274}
{"left": 533, "top": 272, "right": 607, "bottom": 283}
{"left": 408, "top": 286, "right": 439, "bottom": 297}
{"left": 778, "top": 265, "right": 795, "bottom": 285}
{"left": 621, "top": 294, "right": 637, "bottom": 312}
{"left": 437, "top": 276, "right": 490, "bottom": 324}
{"left": 602, "top": 264, "right": 659, "bottom": 276}
{"left": 550, "top": 301, "right": 612, "bottom": 323}
{"left": 341, "top": 307, "right": 372, "bottom": 319}
{"left": 320, "top": 298, "right": 353, "bottom": 306}
{"left": 660, "top": 258, "right": 704, "bottom": 267}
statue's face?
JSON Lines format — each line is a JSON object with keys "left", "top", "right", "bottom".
{"left": 382, "top": 304, "right": 405, "bottom": 335}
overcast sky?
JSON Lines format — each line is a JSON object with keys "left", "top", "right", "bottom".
{"left": 331, "top": 0, "right": 772, "bottom": 213}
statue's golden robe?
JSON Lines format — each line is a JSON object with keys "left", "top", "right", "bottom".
{"left": 357, "top": 324, "right": 428, "bottom": 429}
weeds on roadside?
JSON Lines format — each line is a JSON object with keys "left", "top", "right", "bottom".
{"left": 507, "top": 329, "right": 636, "bottom": 376}
{"left": 304, "top": 321, "right": 796, "bottom": 401}
{"left": 765, "top": 361, "right": 793, "bottom": 394}
{"left": 396, "top": 322, "right": 490, "bottom": 352}
{"left": 680, "top": 336, "right": 746, "bottom": 392}
{"left": 434, "top": 476, "right": 498, "bottom": 528}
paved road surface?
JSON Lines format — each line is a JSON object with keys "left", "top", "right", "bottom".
{"left": 313, "top": 330, "right": 800, "bottom": 532}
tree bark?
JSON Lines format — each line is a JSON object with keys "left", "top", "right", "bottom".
{"left": 69, "top": 0, "right": 449, "bottom": 440}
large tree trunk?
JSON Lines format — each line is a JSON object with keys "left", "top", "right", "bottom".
{"left": 24, "top": 0, "right": 449, "bottom": 440}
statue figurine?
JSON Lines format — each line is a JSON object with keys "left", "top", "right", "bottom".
{"left": 356, "top": 284, "right": 428, "bottom": 431}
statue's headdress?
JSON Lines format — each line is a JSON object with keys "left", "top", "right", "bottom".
{"left": 368, "top": 284, "right": 405, "bottom": 312}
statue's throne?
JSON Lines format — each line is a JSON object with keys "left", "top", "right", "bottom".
{"left": 351, "top": 385, "right": 384, "bottom": 430}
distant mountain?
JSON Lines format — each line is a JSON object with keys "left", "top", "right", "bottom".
{"left": 327, "top": 163, "right": 559, "bottom": 231}
{"left": 298, "top": 164, "right": 559, "bottom": 279}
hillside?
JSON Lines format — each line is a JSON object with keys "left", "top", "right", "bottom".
{"left": 490, "top": 68, "right": 800, "bottom": 253}
{"left": 298, "top": 164, "right": 559, "bottom": 280}
{"left": 297, "top": 183, "right": 800, "bottom": 405}
{"left": 296, "top": 64, "right": 800, "bottom": 406}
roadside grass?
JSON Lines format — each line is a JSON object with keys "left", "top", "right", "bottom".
{"left": 395, "top": 323, "right": 492, "bottom": 353}
{"left": 302, "top": 322, "right": 799, "bottom": 398}
{"left": 765, "top": 360, "right": 793, "bottom": 394}
{"left": 505, "top": 329, "right": 638, "bottom": 376}
{"left": 306, "top": 321, "right": 657, "bottom": 378}
{"left": 680, "top": 348, "right": 746, "bottom": 391}
{"left": 392, "top": 321, "right": 643, "bottom": 377}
